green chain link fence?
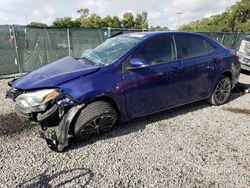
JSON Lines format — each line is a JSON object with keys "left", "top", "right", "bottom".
{"left": 0, "top": 25, "right": 20, "bottom": 76}
{"left": 0, "top": 26, "right": 249, "bottom": 77}
{"left": 0, "top": 26, "right": 108, "bottom": 77}
{"left": 199, "top": 32, "right": 250, "bottom": 51}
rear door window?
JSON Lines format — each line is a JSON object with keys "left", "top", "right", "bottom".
{"left": 132, "top": 35, "right": 177, "bottom": 65}
{"left": 205, "top": 41, "right": 216, "bottom": 54}
{"left": 175, "top": 35, "right": 213, "bottom": 59}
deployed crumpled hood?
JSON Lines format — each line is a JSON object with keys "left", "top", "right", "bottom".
{"left": 12, "top": 56, "right": 100, "bottom": 90}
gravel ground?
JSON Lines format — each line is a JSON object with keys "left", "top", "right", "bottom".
{"left": 0, "top": 73, "right": 250, "bottom": 188}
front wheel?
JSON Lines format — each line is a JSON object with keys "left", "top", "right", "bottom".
{"left": 208, "top": 76, "right": 231, "bottom": 105}
{"left": 73, "top": 101, "right": 117, "bottom": 140}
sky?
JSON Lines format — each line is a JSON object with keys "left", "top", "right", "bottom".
{"left": 0, "top": 0, "right": 238, "bottom": 29}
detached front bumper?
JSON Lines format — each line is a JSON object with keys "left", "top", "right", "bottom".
{"left": 41, "top": 104, "right": 85, "bottom": 152}
{"left": 6, "top": 87, "right": 84, "bottom": 152}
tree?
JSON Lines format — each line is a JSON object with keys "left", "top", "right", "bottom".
{"left": 122, "top": 12, "right": 135, "bottom": 28}
{"left": 48, "top": 8, "right": 151, "bottom": 29}
{"left": 77, "top": 8, "right": 90, "bottom": 20}
{"left": 76, "top": 9, "right": 103, "bottom": 28}
{"left": 101, "top": 16, "right": 113, "bottom": 27}
{"left": 149, "top": 26, "right": 169, "bottom": 31}
{"left": 76, "top": 8, "right": 90, "bottom": 27}
{"left": 111, "top": 16, "right": 122, "bottom": 28}
{"left": 135, "top": 12, "right": 149, "bottom": 29}
{"left": 179, "top": 0, "right": 250, "bottom": 32}
{"left": 135, "top": 13, "right": 143, "bottom": 29}
{"left": 52, "top": 17, "right": 79, "bottom": 27}
{"left": 231, "top": 0, "right": 250, "bottom": 32}
{"left": 28, "top": 22, "right": 47, "bottom": 27}
{"left": 88, "top": 13, "right": 102, "bottom": 28}
{"left": 178, "top": 24, "right": 193, "bottom": 32}
{"left": 141, "top": 11, "right": 149, "bottom": 29}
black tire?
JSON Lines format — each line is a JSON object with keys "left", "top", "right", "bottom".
{"left": 208, "top": 76, "right": 231, "bottom": 105}
{"left": 73, "top": 101, "right": 117, "bottom": 140}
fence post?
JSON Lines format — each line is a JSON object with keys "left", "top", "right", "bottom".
{"left": 107, "top": 27, "right": 111, "bottom": 38}
{"left": 221, "top": 32, "right": 225, "bottom": 45}
{"left": 234, "top": 32, "right": 240, "bottom": 50}
{"left": 12, "top": 25, "right": 22, "bottom": 73}
{"left": 67, "top": 27, "right": 71, "bottom": 56}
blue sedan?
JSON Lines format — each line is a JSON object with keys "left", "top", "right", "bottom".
{"left": 6, "top": 32, "right": 241, "bottom": 151}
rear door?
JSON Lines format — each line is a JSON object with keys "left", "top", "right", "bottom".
{"left": 174, "top": 34, "right": 217, "bottom": 102}
{"left": 123, "top": 35, "right": 184, "bottom": 118}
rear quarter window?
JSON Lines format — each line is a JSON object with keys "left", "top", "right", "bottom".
{"left": 205, "top": 40, "right": 216, "bottom": 54}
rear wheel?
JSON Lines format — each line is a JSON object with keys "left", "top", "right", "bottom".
{"left": 73, "top": 101, "right": 117, "bottom": 140}
{"left": 208, "top": 76, "right": 231, "bottom": 105}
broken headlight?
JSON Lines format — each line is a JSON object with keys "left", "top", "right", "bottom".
{"left": 15, "top": 89, "right": 61, "bottom": 112}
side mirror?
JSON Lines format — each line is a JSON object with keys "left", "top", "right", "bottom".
{"left": 127, "top": 58, "right": 149, "bottom": 70}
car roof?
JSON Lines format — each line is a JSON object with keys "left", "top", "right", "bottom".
{"left": 120, "top": 31, "right": 206, "bottom": 40}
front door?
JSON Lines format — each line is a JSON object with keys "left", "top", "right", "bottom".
{"left": 123, "top": 35, "right": 184, "bottom": 118}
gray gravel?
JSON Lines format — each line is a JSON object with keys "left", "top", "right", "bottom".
{"left": 0, "top": 74, "right": 250, "bottom": 188}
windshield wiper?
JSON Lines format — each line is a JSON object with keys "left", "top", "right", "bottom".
{"left": 76, "top": 57, "right": 96, "bottom": 66}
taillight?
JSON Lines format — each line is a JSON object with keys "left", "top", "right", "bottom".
{"left": 234, "top": 54, "right": 240, "bottom": 61}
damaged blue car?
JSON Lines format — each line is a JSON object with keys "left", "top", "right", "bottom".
{"left": 6, "top": 32, "right": 241, "bottom": 151}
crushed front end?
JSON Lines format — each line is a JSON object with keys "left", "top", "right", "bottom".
{"left": 6, "top": 82, "right": 84, "bottom": 152}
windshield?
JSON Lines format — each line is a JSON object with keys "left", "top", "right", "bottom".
{"left": 79, "top": 36, "right": 140, "bottom": 66}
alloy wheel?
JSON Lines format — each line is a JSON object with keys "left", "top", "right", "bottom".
{"left": 80, "top": 114, "right": 117, "bottom": 138}
{"left": 214, "top": 78, "right": 231, "bottom": 104}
